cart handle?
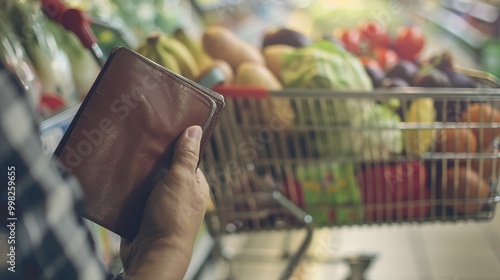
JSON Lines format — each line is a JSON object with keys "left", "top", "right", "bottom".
{"left": 41, "top": 0, "right": 105, "bottom": 67}
{"left": 212, "top": 85, "right": 269, "bottom": 99}
{"left": 41, "top": 0, "right": 97, "bottom": 49}
{"left": 63, "top": 9, "right": 98, "bottom": 49}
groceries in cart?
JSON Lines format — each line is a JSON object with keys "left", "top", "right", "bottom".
{"left": 185, "top": 24, "right": 500, "bottom": 228}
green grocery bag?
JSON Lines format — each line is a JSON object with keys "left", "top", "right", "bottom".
{"left": 296, "top": 163, "right": 363, "bottom": 226}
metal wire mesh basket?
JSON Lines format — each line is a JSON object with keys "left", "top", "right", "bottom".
{"left": 202, "top": 74, "right": 500, "bottom": 231}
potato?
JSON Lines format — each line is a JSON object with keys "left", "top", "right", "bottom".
{"left": 471, "top": 156, "right": 500, "bottom": 182}
{"left": 263, "top": 44, "right": 296, "bottom": 81}
{"left": 471, "top": 142, "right": 500, "bottom": 181}
{"left": 442, "top": 167, "right": 489, "bottom": 214}
{"left": 235, "top": 62, "right": 294, "bottom": 128}
{"left": 235, "top": 62, "right": 282, "bottom": 90}
{"left": 435, "top": 128, "right": 477, "bottom": 153}
{"left": 460, "top": 103, "right": 500, "bottom": 150}
{"left": 202, "top": 26, "right": 264, "bottom": 71}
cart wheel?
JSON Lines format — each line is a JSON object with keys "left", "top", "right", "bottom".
{"left": 343, "top": 254, "right": 377, "bottom": 280}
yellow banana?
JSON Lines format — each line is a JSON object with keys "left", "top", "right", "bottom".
{"left": 158, "top": 35, "right": 200, "bottom": 81}
{"left": 136, "top": 40, "right": 149, "bottom": 54}
{"left": 139, "top": 44, "right": 159, "bottom": 63}
{"left": 155, "top": 46, "right": 182, "bottom": 75}
{"left": 136, "top": 44, "right": 152, "bottom": 58}
{"left": 145, "top": 48, "right": 160, "bottom": 65}
{"left": 137, "top": 34, "right": 182, "bottom": 75}
{"left": 174, "top": 28, "right": 212, "bottom": 70}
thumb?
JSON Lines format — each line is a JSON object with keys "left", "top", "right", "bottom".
{"left": 171, "top": 125, "right": 203, "bottom": 172}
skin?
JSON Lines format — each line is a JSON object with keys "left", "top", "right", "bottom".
{"left": 119, "top": 125, "right": 210, "bottom": 280}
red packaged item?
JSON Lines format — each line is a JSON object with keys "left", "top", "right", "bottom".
{"left": 358, "top": 161, "right": 430, "bottom": 221}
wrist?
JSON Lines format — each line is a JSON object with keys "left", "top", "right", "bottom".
{"left": 124, "top": 236, "right": 193, "bottom": 280}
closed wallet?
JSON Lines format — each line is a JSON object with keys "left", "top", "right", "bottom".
{"left": 54, "top": 47, "right": 224, "bottom": 241}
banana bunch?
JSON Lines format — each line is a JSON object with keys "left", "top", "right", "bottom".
{"left": 173, "top": 28, "right": 213, "bottom": 72}
{"left": 136, "top": 30, "right": 208, "bottom": 81}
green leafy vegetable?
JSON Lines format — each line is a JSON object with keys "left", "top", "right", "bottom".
{"left": 282, "top": 41, "right": 402, "bottom": 160}
{"left": 281, "top": 41, "right": 372, "bottom": 91}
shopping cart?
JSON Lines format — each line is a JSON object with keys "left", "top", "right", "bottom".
{"left": 200, "top": 72, "right": 500, "bottom": 279}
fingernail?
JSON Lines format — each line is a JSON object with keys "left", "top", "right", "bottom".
{"left": 187, "top": 126, "right": 202, "bottom": 144}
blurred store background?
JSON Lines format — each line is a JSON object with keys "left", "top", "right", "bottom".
{"left": 1, "top": 0, "right": 500, "bottom": 279}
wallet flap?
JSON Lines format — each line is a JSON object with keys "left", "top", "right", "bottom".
{"left": 55, "top": 47, "right": 224, "bottom": 240}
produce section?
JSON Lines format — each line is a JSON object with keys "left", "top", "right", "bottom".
{"left": 2, "top": 0, "right": 500, "bottom": 279}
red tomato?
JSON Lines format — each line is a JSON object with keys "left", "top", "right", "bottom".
{"left": 340, "top": 29, "right": 362, "bottom": 55}
{"left": 395, "top": 26, "right": 425, "bottom": 61}
{"left": 373, "top": 48, "right": 399, "bottom": 70}
{"left": 359, "top": 56, "right": 382, "bottom": 70}
{"left": 360, "top": 21, "right": 390, "bottom": 49}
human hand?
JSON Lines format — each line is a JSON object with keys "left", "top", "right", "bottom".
{"left": 120, "top": 125, "right": 210, "bottom": 280}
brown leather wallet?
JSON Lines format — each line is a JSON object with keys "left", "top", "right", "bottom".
{"left": 54, "top": 47, "right": 224, "bottom": 241}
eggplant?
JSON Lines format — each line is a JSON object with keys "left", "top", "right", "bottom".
{"left": 364, "top": 65, "right": 385, "bottom": 88}
{"left": 413, "top": 67, "right": 451, "bottom": 87}
{"left": 427, "top": 51, "right": 476, "bottom": 88}
{"left": 386, "top": 60, "right": 418, "bottom": 84}
{"left": 446, "top": 70, "right": 477, "bottom": 88}
{"left": 262, "top": 28, "right": 312, "bottom": 48}
{"left": 429, "top": 51, "right": 454, "bottom": 73}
